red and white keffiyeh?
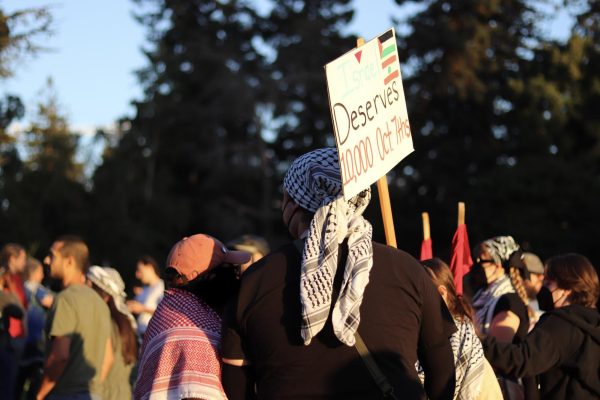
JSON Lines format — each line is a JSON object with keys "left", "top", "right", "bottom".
{"left": 134, "top": 288, "right": 226, "bottom": 400}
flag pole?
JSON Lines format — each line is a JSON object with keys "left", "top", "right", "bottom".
{"left": 422, "top": 212, "right": 430, "bottom": 241}
{"left": 356, "top": 37, "right": 397, "bottom": 248}
{"left": 458, "top": 202, "right": 465, "bottom": 226}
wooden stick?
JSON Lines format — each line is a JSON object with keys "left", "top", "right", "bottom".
{"left": 422, "top": 212, "right": 430, "bottom": 240}
{"left": 458, "top": 202, "right": 465, "bottom": 226}
{"left": 356, "top": 37, "right": 397, "bottom": 248}
{"left": 376, "top": 177, "right": 398, "bottom": 248}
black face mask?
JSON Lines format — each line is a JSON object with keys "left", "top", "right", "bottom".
{"left": 469, "top": 263, "right": 489, "bottom": 292}
{"left": 537, "top": 285, "right": 554, "bottom": 312}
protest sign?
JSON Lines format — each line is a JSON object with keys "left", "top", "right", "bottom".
{"left": 325, "top": 28, "right": 413, "bottom": 200}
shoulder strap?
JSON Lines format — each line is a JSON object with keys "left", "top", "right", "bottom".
{"left": 354, "top": 332, "right": 398, "bottom": 400}
{"left": 294, "top": 238, "right": 396, "bottom": 398}
{"left": 292, "top": 238, "right": 304, "bottom": 255}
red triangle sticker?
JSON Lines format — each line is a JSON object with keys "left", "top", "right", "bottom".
{"left": 355, "top": 50, "right": 362, "bottom": 63}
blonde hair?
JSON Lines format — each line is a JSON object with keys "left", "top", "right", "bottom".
{"left": 509, "top": 266, "right": 535, "bottom": 321}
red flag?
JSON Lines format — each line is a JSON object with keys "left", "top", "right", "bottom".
{"left": 450, "top": 224, "right": 472, "bottom": 296}
{"left": 420, "top": 238, "right": 433, "bottom": 261}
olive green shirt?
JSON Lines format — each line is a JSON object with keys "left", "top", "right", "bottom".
{"left": 103, "top": 321, "right": 133, "bottom": 400}
{"left": 46, "top": 284, "right": 111, "bottom": 396}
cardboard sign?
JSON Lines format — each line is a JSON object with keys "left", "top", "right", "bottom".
{"left": 325, "top": 28, "right": 413, "bottom": 200}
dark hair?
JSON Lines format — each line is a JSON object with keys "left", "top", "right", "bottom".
{"left": 182, "top": 267, "right": 240, "bottom": 315}
{"left": 0, "top": 243, "right": 25, "bottom": 268}
{"left": 91, "top": 283, "right": 138, "bottom": 365}
{"left": 546, "top": 253, "right": 599, "bottom": 308}
{"left": 137, "top": 255, "right": 160, "bottom": 276}
{"left": 107, "top": 298, "right": 138, "bottom": 365}
{"left": 421, "top": 258, "right": 474, "bottom": 322}
{"left": 55, "top": 235, "right": 89, "bottom": 272}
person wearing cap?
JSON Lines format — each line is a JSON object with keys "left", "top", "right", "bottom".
{"left": 37, "top": 235, "right": 112, "bottom": 400}
{"left": 227, "top": 234, "right": 271, "bottom": 273}
{"left": 221, "top": 147, "right": 456, "bottom": 400}
{"left": 87, "top": 266, "right": 138, "bottom": 400}
{"left": 134, "top": 234, "right": 250, "bottom": 400}
{"left": 522, "top": 252, "right": 545, "bottom": 329}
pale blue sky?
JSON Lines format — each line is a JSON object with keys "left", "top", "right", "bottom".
{"left": 3, "top": 0, "right": 574, "bottom": 134}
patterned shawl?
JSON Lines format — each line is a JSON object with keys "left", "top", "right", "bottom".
{"left": 134, "top": 289, "right": 226, "bottom": 400}
{"left": 472, "top": 275, "right": 515, "bottom": 333}
{"left": 283, "top": 147, "right": 373, "bottom": 346}
{"left": 417, "top": 318, "right": 486, "bottom": 400}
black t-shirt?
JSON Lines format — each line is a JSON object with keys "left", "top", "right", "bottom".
{"left": 493, "top": 293, "right": 529, "bottom": 341}
{"left": 222, "top": 241, "right": 456, "bottom": 400}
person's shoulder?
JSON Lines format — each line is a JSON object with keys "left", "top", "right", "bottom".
{"left": 372, "top": 241, "right": 421, "bottom": 264}
{"left": 75, "top": 284, "right": 109, "bottom": 309}
{"left": 544, "top": 305, "right": 600, "bottom": 328}
{"left": 152, "top": 280, "right": 165, "bottom": 292}
{"left": 371, "top": 241, "right": 427, "bottom": 277}
{"left": 242, "top": 242, "right": 299, "bottom": 280}
{"left": 57, "top": 284, "right": 80, "bottom": 300}
{"left": 498, "top": 292, "right": 525, "bottom": 309}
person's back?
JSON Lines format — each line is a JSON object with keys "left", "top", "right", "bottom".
{"left": 104, "top": 321, "right": 134, "bottom": 400}
{"left": 135, "top": 234, "right": 249, "bottom": 400}
{"left": 224, "top": 240, "right": 455, "bottom": 399}
{"left": 86, "top": 265, "right": 138, "bottom": 400}
{"left": 223, "top": 147, "right": 455, "bottom": 400}
{"left": 46, "top": 284, "right": 111, "bottom": 396}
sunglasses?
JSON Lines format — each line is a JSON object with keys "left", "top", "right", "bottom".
{"left": 474, "top": 258, "right": 496, "bottom": 267}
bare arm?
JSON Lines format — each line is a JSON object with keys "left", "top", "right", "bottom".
{"left": 36, "top": 336, "right": 71, "bottom": 400}
{"left": 488, "top": 310, "right": 520, "bottom": 343}
{"left": 126, "top": 300, "right": 156, "bottom": 315}
{"left": 40, "top": 294, "right": 54, "bottom": 309}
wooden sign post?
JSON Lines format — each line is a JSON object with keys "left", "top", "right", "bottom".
{"left": 421, "top": 212, "right": 430, "bottom": 241}
{"left": 458, "top": 202, "right": 465, "bottom": 226}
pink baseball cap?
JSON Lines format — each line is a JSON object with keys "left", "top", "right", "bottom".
{"left": 166, "top": 234, "right": 251, "bottom": 281}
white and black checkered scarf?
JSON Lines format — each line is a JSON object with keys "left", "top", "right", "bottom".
{"left": 283, "top": 148, "right": 373, "bottom": 346}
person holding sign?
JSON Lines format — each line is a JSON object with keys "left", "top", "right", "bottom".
{"left": 221, "top": 148, "right": 456, "bottom": 400}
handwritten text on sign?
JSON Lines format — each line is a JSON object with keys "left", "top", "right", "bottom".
{"left": 325, "top": 28, "right": 413, "bottom": 200}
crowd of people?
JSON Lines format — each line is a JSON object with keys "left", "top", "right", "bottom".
{"left": 1, "top": 147, "right": 598, "bottom": 400}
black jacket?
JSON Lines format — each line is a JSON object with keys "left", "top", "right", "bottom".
{"left": 483, "top": 304, "right": 600, "bottom": 400}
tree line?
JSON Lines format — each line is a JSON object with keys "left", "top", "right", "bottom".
{"left": 1, "top": 0, "right": 598, "bottom": 286}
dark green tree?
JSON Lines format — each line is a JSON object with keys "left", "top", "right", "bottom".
{"left": 91, "top": 0, "right": 272, "bottom": 275}
{"left": 0, "top": 5, "right": 55, "bottom": 251}
{"left": 263, "top": 0, "right": 355, "bottom": 161}
{"left": 388, "top": 0, "right": 600, "bottom": 262}
{"left": 0, "top": 80, "right": 88, "bottom": 252}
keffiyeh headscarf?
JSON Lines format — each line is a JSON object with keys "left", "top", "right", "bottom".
{"left": 283, "top": 147, "right": 373, "bottom": 346}
{"left": 481, "top": 236, "right": 519, "bottom": 266}
{"left": 87, "top": 266, "right": 137, "bottom": 331}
